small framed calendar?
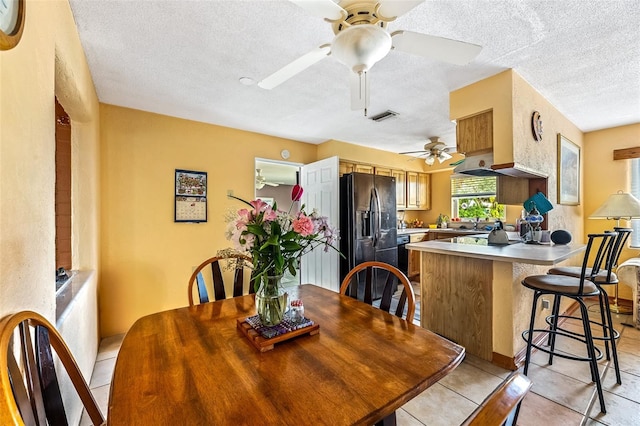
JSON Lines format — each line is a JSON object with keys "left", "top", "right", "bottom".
{"left": 174, "top": 169, "right": 207, "bottom": 222}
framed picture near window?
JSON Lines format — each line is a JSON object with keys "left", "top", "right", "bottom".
{"left": 557, "top": 134, "right": 580, "bottom": 205}
{"left": 175, "top": 169, "right": 207, "bottom": 222}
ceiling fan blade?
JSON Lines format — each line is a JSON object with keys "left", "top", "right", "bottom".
{"left": 288, "top": 0, "right": 347, "bottom": 21}
{"left": 399, "top": 150, "right": 429, "bottom": 155}
{"left": 258, "top": 44, "right": 331, "bottom": 90}
{"left": 349, "top": 71, "right": 369, "bottom": 112}
{"left": 377, "top": 0, "right": 425, "bottom": 20}
{"left": 391, "top": 30, "right": 482, "bottom": 65}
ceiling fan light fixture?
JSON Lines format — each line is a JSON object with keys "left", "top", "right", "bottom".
{"left": 425, "top": 155, "right": 435, "bottom": 166}
{"left": 331, "top": 24, "right": 392, "bottom": 73}
{"left": 438, "top": 151, "right": 452, "bottom": 163}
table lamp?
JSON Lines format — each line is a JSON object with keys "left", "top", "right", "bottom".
{"left": 589, "top": 190, "right": 640, "bottom": 314}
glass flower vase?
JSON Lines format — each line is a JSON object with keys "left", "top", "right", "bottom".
{"left": 255, "top": 274, "right": 288, "bottom": 327}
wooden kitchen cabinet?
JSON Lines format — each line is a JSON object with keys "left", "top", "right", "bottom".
{"left": 408, "top": 233, "right": 427, "bottom": 279}
{"left": 374, "top": 167, "right": 392, "bottom": 176}
{"left": 340, "top": 161, "right": 430, "bottom": 211}
{"left": 496, "top": 176, "right": 529, "bottom": 205}
{"left": 406, "top": 172, "right": 430, "bottom": 210}
{"left": 392, "top": 169, "right": 406, "bottom": 209}
{"left": 339, "top": 161, "right": 354, "bottom": 176}
{"left": 456, "top": 109, "right": 493, "bottom": 156}
{"left": 339, "top": 161, "right": 373, "bottom": 176}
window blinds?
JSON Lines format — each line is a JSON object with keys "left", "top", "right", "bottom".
{"left": 451, "top": 176, "right": 497, "bottom": 197}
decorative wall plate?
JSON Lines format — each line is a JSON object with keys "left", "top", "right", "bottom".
{"left": 0, "top": 0, "right": 25, "bottom": 51}
{"left": 531, "top": 111, "right": 543, "bottom": 142}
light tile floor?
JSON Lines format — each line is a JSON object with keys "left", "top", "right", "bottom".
{"left": 80, "top": 302, "right": 640, "bottom": 426}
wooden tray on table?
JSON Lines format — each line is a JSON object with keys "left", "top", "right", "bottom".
{"left": 236, "top": 314, "right": 319, "bottom": 352}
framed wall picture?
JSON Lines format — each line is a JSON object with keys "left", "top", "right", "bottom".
{"left": 175, "top": 169, "right": 207, "bottom": 222}
{"left": 557, "top": 134, "right": 580, "bottom": 205}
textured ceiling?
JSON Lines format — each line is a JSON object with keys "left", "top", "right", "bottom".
{"left": 69, "top": 0, "right": 640, "bottom": 156}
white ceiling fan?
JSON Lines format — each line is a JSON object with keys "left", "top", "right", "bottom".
{"left": 256, "top": 169, "right": 281, "bottom": 189}
{"left": 258, "top": 0, "right": 482, "bottom": 114}
{"left": 400, "top": 136, "right": 454, "bottom": 165}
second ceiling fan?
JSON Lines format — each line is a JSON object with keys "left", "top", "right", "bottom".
{"left": 258, "top": 0, "right": 482, "bottom": 114}
{"left": 400, "top": 137, "right": 454, "bottom": 165}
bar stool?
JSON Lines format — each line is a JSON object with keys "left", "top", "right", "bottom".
{"left": 521, "top": 231, "right": 618, "bottom": 414}
{"left": 546, "top": 227, "right": 631, "bottom": 385}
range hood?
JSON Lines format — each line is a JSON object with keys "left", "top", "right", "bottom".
{"left": 453, "top": 153, "right": 501, "bottom": 177}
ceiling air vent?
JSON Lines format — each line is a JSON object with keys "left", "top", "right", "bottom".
{"left": 369, "top": 110, "right": 399, "bottom": 122}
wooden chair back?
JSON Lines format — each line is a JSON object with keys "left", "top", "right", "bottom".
{"left": 0, "top": 310, "right": 104, "bottom": 426}
{"left": 461, "top": 371, "right": 532, "bottom": 426}
{"left": 188, "top": 253, "right": 254, "bottom": 305}
{"left": 340, "top": 261, "right": 416, "bottom": 321}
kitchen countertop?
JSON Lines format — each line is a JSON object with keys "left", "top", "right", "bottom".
{"left": 406, "top": 237, "right": 586, "bottom": 265}
{"left": 398, "top": 228, "right": 490, "bottom": 235}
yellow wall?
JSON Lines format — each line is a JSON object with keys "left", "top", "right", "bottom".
{"left": 0, "top": 1, "right": 101, "bottom": 422}
{"left": 584, "top": 123, "right": 640, "bottom": 299}
{"left": 99, "top": 105, "right": 318, "bottom": 335}
{"left": 0, "top": 0, "right": 100, "bottom": 332}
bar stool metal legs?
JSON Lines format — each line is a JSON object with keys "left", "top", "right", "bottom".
{"left": 522, "top": 291, "right": 607, "bottom": 413}
{"left": 521, "top": 231, "right": 618, "bottom": 415}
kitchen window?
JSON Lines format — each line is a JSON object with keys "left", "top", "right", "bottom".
{"left": 450, "top": 176, "right": 505, "bottom": 220}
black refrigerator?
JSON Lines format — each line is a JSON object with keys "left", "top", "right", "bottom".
{"left": 340, "top": 173, "right": 397, "bottom": 299}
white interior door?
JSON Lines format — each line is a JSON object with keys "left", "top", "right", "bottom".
{"left": 300, "top": 156, "right": 340, "bottom": 292}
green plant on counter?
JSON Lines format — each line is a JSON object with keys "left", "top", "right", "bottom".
{"left": 436, "top": 214, "right": 450, "bottom": 226}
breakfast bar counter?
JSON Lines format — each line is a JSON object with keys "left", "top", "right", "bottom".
{"left": 407, "top": 236, "right": 586, "bottom": 369}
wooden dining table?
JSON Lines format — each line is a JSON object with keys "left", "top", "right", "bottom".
{"left": 107, "top": 284, "right": 465, "bottom": 425}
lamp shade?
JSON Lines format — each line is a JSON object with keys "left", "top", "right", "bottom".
{"left": 331, "top": 25, "right": 392, "bottom": 73}
{"left": 589, "top": 190, "right": 640, "bottom": 219}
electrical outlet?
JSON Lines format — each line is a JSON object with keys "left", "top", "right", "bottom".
{"left": 227, "top": 190, "right": 234, "bottom": 197}
{"left": 542, "top": 299, "right": 550, "bottom": 310}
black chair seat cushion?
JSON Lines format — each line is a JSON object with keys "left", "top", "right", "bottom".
{"left": 548, "top": 266, "right": 618, "bottom": 284}
{"left": 522, "top": 274, "right": 599, "bottom": 295}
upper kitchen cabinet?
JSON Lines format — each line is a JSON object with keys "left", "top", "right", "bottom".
{"left": 406, "top": 172, "right": 430, "bottom": 210}
{"left": 392, "top": 169, "right": 406, "bottom": 209}
{"left": 339, "top": 161, "right": 373, "bottom": 176}
{"left": 497, "top": 174, "right": 549, "bottom": 220}
{"left": 456, "top": 110, "right": 493, "bottom": 156}
{"left": 374, "top": 167, "right": 391, "bottom": 176}
{"left": 496, "top": 175, "right": 531, "bottom": 205}
{"left": 339, "top": 160, "right": 430, "bottom": 210}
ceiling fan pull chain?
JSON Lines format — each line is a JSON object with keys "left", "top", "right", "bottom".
{"left": 362, "top": 71, "right": 368, "bottom": 117}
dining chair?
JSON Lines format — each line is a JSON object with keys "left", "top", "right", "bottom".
{"left": 545, "top": 227, "right": 631, "bottom": 386}
{"left": 188, "top": 252, "right": 254, "bottom": 305}
{"left": 521, "top": 231, "right": 618, "bottom": 414}
{"left": 461, "top": 371, "right": 532, "bottom": 426}
{"left": 340, "top": 261, "right": 416, "bottom": 321}
{"left": 340, "top": 261, "right": 416, "bottom": 426}
{"left": 0, "top": 310, "right": 104, "bottom": 426}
